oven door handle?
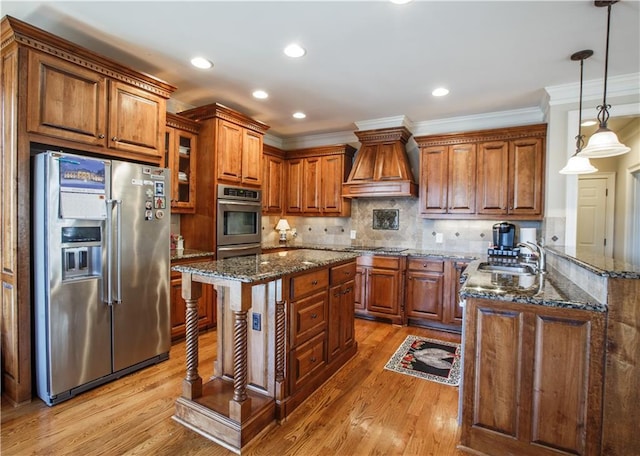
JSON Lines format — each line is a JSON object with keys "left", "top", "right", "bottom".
{"left": 218, "top": 200, "right": 262, "bottom": 208}
{"left": 218, "top": 244, "right": 261, "bottom": 252}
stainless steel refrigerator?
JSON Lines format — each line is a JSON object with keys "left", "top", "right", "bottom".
{"left": 34, "top": 150, "right": 171, "bottom": 405}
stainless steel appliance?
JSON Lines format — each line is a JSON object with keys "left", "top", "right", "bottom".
{"left": 216, "top": 184, "right": 262, "bottom": 258}
{"left": 34, "top": 150, "right": 171, "bottom": 405}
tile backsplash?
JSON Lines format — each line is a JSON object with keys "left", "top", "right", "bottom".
{"left": 262, "top": 198, "right": 543, "bottom": 254}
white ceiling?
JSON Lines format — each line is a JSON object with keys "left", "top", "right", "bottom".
{"left": 3, "top": 1, "right": 640, "bottom": 140}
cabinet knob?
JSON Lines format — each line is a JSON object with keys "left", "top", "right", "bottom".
{"left": 98, "top": 134, "right": 105, "bottom": 139}
{"left": 343, "top": 287, "right": 352, "bottom": 295}
{"left": 311, "top": 280, "right": 318, "bottom": 285}
{"left": 310, "top": 356, "right": 317, "bottom": 363}
{"left": 112, "top": 136, "right": 118, "bottom": 141}
{"left": 311, "top": 313, "right": 318, "bottom": 319}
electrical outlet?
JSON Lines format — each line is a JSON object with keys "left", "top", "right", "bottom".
{"left": 435, "top": 233, "right": 444, "bottom": 243}
{"left": 252, "top": 313, "right": 261, "bottom": 331}
{"left": 350, "top": 230, "right": 357, "bottom": 239}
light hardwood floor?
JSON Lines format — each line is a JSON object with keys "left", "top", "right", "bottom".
{"left": 1, "top": 319, "right": 465, "bottom": 456}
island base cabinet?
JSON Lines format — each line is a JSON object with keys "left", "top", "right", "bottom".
{"left": 460, "top": 298, "right": 605, "bottom": 456}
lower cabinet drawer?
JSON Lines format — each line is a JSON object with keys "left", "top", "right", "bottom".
{"left": 290, "top": 332, "right": 326, "bottom": 391}
{"left": 291, "top": 269, "right": 329, "bottom": 300}
{"left": 291, "top": 291, "right": 327, "bottom": 347}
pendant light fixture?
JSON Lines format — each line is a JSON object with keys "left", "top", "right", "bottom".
{"left": 560, "top": 50, "right": 599, "bottom": 175}
{"left": 579, "top": 0, "right": 630, "bottom": 158}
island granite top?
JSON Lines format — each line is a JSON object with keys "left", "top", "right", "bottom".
{"left": 172, "top": 249, "right": 359, "bottom": 284}
{"left": 460, "top": 259, "right": 607, "bottom": 313}
{"left": 170, "top": 249, "right": 216, "bottom": 262}
{"left": 546, "top": 246, "right": 640, "bottom": 279}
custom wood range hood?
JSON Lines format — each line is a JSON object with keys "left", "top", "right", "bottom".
{"left": 342, "top": 126, "right": 418, "bottom": 198}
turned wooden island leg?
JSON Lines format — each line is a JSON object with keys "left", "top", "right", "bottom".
{"left": 181, "top": 273, "right": 202, "bottom": 400}
{"left": 228, "top": 283, "right": 253, "bottom": 421}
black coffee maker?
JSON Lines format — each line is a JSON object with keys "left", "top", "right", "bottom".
{"left": 489, "top": 222, "right": 518, "bottom": 257}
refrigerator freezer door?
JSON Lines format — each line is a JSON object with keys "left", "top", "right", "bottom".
{"left": 109, "top": 161, "right": 170, "bottom": 372}
{"left": 34, "top": 152, "right": 112, "bottom": 400}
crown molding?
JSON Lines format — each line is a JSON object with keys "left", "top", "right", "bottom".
{"left": 279, "top": 130, "right": 358, "bottom": 150}
{"left": 545, "top": 72, "right": 640, "bottom": 106}
{"left": 411, "top": 107, "right": 544, "bottom": 137}
{"left": 354, "top": 115, "right": 414, "bottom": 132}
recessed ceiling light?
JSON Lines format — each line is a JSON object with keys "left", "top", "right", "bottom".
{"left": 581, "top": 120, "right": 598, "bottom": 127}
{"left": 252, "top": 90, "right": 269, "bottom": 99}
{"left": 432, "top": 87, "right": 450, "bottom": 97}
{"left": 293, "top": 112, "right": 306, "bottom": 119}
{"left": 284, "top": 43, "right": 306, "bottom": 58}
{"left": 190, "top": 57, "right": 213, "bottom": 69}
{"left": 390, "top": 0, "right": 413, "bottom": 4}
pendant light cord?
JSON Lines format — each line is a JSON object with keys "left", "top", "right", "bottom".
{"left": 576, "top": 57, "right": 585, "bottom": 152}
{"left": 597, "top": 3, "right": 613, "bottom": 128}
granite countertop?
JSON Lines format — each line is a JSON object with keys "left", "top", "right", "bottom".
{"left": 172, "top": 249, "right": 359, "bottom": 284}
{"left": 546, "top": 246, "right": 640, "bottom": 279}
{"left": 460, "top": 259, "right": 606, "bottom": 313}
{"left": 171, "top": 249, "right": 216, "bottom": 262}
{"left": 261, "top": 242, "right": 478, "bottom": 261}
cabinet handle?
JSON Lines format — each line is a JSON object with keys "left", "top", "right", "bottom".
{"left": 112, "top": 136, "right": 118, "bottom": 141}
{"left": 311, "top": 280, "right": 318, "bottom": 285}
{"left": 98, "top": 134, "right": 105, "bottom": 139}
{"left": 311, "top": 313, "right": 318, "bottom": 319}
{"left": 310, "top": 356, "right": 317, "bottom": 363}
{"left": 343, "top": 287, "right": 352, "bottom": 295}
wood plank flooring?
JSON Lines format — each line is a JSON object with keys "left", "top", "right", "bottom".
{"left": 1, "top": 319, "right": 466, "bottom": 456}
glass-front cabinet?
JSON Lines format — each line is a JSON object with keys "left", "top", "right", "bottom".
{"left": 165, "top": 113, "right": 200, "bottom": 213}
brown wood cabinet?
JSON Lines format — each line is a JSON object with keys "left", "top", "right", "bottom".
{"left": 419, "top": 144, "right": 476, "bottom": 215}
{"left": 178, "top": 103, "right": 269, "bottom": 252}
{"left": 415, "top": 124, "right": 546, "bottom": 220}
{"left": 165, "top": 113, "right": 199, "bottom": 213}
{"left": 354, "top": 255, "right": 406, "bottom": 325}
{"left": 284, "top": 145, "right": 355, "bottom": 217}
{"left": 460, "top": 297, "right": 605, "bottom": 456}
{"left": 1, "top": 16, "right": 175, "bottom": 405}
{"left": 328, "top": 262, "right": 356, "bottom": 362}
{"left": 405, "top": 258, "right": 469, "bottom": 332}
{"left": 170, "top": 256, "right": 216, "bottom": 341}
{"left": 476, "top": 136, "right": 544, "bottom": 217}
{"left": 27, "top": 51, "right": 167, "bottom": 162}
{"left": 262, "top": 145, "right": 286, "bottom": 215}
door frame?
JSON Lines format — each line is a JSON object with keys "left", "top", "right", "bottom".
{"left": 627, "top": 164, "right": 640, "bottom": 265}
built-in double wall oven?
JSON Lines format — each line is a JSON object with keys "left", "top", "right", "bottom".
{"left": 216, "top": 184, "right": 262, "bottom": 259}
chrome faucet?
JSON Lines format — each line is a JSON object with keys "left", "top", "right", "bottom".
{"left": 518, "top": 241, "right": 546, "bottom": 274}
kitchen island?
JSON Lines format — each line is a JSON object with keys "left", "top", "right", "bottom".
{"left": 171, "top": 249, "right": 359, "bottom": 453}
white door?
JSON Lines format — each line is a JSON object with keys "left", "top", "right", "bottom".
{"left": 577, "top": 176, "right": 614, "bottom": 257}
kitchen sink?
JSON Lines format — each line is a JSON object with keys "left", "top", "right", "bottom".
{"left": 477, "top": 262, "right": 536, "bottom": 275}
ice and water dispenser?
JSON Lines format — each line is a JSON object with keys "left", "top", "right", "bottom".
{"left": 61, "top": 226, "right": 102, "bottom": 280}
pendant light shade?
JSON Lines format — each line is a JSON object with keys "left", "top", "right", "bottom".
{"left": 560, "top": 50, "right": 599, "bottom": 175}
{"left": 560, "top": 155, "right": 599, "bottom": 174}
{"left": 578, "top": 1, "right": 629, "bottom": 158}
{"left": 580, "top": 127, "right": 630, "bottom": 158}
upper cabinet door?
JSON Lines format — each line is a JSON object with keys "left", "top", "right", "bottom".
{"left": 476, "top": 141, "right": 509, "bottom": 215}
{"left": 509, "top": 138, "right": 544, "bottom": 216}
{"left": 447, "top": 143, "right": 476, "bottom": 214}
{"left": 302, "top": 157, "right": 322, "bottom": 213}
{"left": 241, "top": 129, "right": 262, "bottom": 186}
{"left": 321, "top": 154, "right": 345, "bottom": 214}
{"left": 27, "top": 51, "right": 107, "bottom": 146}
{"left": 216, "top": 119, "right": 243, "bottom": 183}
{"left": 419, "top": 145, "right": 448, "bottom": 214}
{"left": 263, "top": 153, "right": 284, "bottom": 214}
{"left": 108, "top": 81, "right": 164, "bottom": 159}
{"left": 286, "top": 159, "right": 304, "bottom": 213}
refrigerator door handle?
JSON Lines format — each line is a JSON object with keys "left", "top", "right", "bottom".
{"left": 105, "top": 199, "right": 115, "bottom": 306}
{"left": 114, "top": 199, "right": 122, "bottom": 304}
